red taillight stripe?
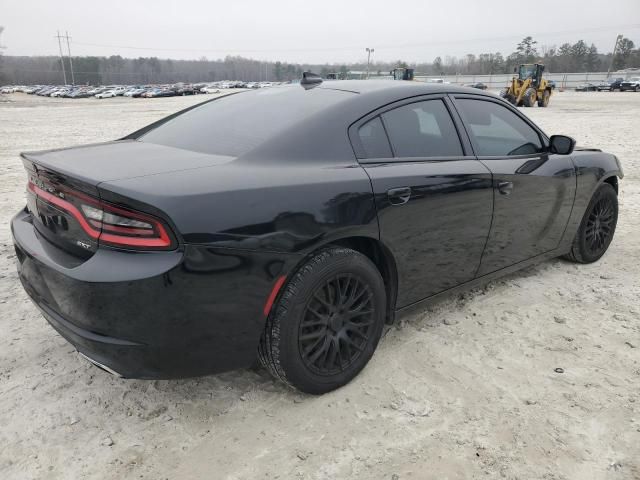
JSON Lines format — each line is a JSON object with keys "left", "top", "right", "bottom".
{"left": 28, "top": 181, "right": 100, "bottom": 239}
{"left": 263, "top": 275, "right": 286, "bottom": 317}
{"left": 28, "top": 181, "right": 172, "bottom": 249}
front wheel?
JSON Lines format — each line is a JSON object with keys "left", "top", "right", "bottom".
{"left": 522, "top": 87, "right": 537, "bottom": 107}
{"left": 259, "top": 247, "right": 386, "bottom": 394}
{"left": 563, "top": 183, "right": 618, "bottom": 264}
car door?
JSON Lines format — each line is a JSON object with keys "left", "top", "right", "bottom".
{"left": 451, "top": 95, "right": 576, "bottom": 276}
{"left": 350, "top": 95, "right": 494, "bottom": 308}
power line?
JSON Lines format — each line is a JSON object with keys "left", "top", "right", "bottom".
{"left": 68, "top": 23, "right": 640, "bottom": 55}
{"left": 54, "top": 31, "right": 67, "bottom": 84}
{"left": 65, "top": 31, "right": 75, "bottom": 84}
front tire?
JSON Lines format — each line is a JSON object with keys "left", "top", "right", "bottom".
{"left": 499, "top": 88, "right": 516, "bottom": 105}
{"left": 259, "top": 247, "right": 386, "bottom": 394}
{"left": 522, "top": 87, "right": 537, "bottom": 107}
{"left": 563, "top": 183, "right": 618, "bottom": 264}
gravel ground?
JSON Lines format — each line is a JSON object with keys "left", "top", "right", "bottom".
{"left": 0, "top": 90, "right": 638, "bottom": 480}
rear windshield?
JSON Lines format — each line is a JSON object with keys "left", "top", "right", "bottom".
{"left": 140, "top": 86, "right": 353, "bottom": 156}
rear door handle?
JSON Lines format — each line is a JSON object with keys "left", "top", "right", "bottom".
{"left": 497, "top": 181, "right": 514, "bottom": 195}
{"left": 387, "top": 186, "right": 411, "bottom": 205}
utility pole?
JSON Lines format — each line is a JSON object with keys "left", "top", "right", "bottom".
{"left": 366, "top": 47, "right": 374, "bottom": 79}
{"left": 55, "top": 31, "right": 67, "bottom": 84}
{"left": 607, "top": 34, "right": 623, "bottom": 77}
{"left": 65, "top": 31, "right": 75, "bottom": 85}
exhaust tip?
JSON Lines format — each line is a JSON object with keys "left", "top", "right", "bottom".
{"left": 78, "top": 352, "right": 123, "bottom": 377}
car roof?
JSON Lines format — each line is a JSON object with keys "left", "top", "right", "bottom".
{"left": 314, "top": 79, "right": 482, "bottom": 96}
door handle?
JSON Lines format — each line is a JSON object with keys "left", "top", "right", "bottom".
{"left": 497, "top": 181, "right": 514, "bottom": 195}
{"left": 387, "top": 187, "right": 412, "bottom": 205}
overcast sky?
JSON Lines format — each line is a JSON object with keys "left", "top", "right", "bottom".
{"left": 2, "top": 0, "right": 639, "bottom": 64}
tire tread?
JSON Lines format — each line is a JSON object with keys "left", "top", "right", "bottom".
{"left": 258, "top": 247, "right": 377, "bottom": 391}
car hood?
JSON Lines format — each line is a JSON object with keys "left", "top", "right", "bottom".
{"left": 21, "top": 140, "right": 235, "bottom": 186}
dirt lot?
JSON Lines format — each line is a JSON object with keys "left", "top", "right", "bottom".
{"left": 0, "top": 90, "right": 638, "bottom": 480}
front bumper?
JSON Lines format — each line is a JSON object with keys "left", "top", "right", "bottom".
{"left": 12, "top": 209, "right": 299, "bottom": 378}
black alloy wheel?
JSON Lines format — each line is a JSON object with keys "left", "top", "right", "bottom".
{"left": 564, "top": 183, "right": 618, "bottom": 263}
{"left": 259, "top": 247, "right": 386, "bottom": 394}
{"left": 584, "top": 194, "right": 616, "bottom": 257}
{"left": 298, "top": 273, "right": 375, "bottom": 376}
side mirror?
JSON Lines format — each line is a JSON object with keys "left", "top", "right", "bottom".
{"left": 513, "top": 67, "right": 517, "bottom": 73}
{"left": 549, "top": 135, "right": 576, "bottom": 155}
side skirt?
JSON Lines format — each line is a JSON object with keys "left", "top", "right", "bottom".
{"left": 395, "top": 247, "right": 569, "bottom": 321}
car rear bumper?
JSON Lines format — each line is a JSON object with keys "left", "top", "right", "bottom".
{"left": 12, "top": 208, "right": 300, "bottom": 379}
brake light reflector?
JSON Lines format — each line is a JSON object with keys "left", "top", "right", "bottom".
{"left": 28, "top": 181, "right": 175, "bottom": 250}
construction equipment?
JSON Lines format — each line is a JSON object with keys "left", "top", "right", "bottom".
{"left": 391, "top": 67, "right": 414, "bottom": 81}
{"left": 500, "top": 63, "right": 552, "bottom": 107}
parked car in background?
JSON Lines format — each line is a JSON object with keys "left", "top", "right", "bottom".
{"left": 50, "top": 88, "right": 71, "bottom": 97}
{"left": 12, "top": 80, "right": 623, "bottom": 394}
{"left": 95, "top": 90, "right": 117, "bottom": 99}
{"left": 69, "top": 89, "right": 94, "bottom": 98}
{"left": 146, "top": 88, "right": 176, "bottom": 98}
{"left": 201, "top": 85, "right": 220, "bottom": 94}
{"left": 598, "top": 77, "right": 624, "bottom": 91}
{"left": 176, "top": 85, "right": 196, "bottom": 95}
{"left": 124, "top": 87, "right": 144, "bottom": 97}
{"left": 464, "top": 82, "right": 487, "bottom": 90}
{"left": 620, "top": 77, "right": 640, "bottom": 92}
{"left": 575, "top": 83, "right": 598, "bottom": 92}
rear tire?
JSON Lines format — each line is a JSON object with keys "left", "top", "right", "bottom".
{"left": 563, "top": 183, "right": 618, "bottom": 264}
{"left": 537, "top": 89, "right": 550, "bottom": 107}
{"left": 258, "top": 247, "right": 386, "bottom": 394}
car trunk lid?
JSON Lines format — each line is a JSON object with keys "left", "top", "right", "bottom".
{"left": 21, "top": 140, "right": 234, "bottom": 258}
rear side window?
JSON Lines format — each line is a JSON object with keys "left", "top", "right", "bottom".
{"left": 357, "top": 117, "right": 392, "bottom": 158}
{"left": 456, "top": 98, "right": 543, "bottom": 156}
{"left": 382, "top": 100, "right": 463, "bottom": 157}
{"left": 140, "top": 87, "right": 354, "bottom": 156}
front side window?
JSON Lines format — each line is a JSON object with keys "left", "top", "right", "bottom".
{"left": 456, "top": 99, "right": 543, "bottom": 157}
{"left": 381, "top": 100, "right": 463, "bottom": 158}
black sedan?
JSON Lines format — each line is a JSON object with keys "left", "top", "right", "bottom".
{"left": 598, "top": 77, "right": 624, "bottom": 91}
{"left": 463, "top": 82, "right": 488, "bottom": 90}
{"left": 11, "top": 78, "right": 623, "bottom": 394}
{"left": 575, "top": 83, "right": 598, "bottom": 92}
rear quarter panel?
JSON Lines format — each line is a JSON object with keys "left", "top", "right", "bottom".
{"left": 99, "top": 161, "right": 379, "bottom": 254}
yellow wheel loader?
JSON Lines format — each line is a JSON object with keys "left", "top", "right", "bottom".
{"left": 500, "top": 63, "right": 552, "bottom": 107}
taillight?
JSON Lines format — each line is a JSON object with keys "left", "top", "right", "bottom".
{"left": 27, "top": 181, "right": 175, "bottom": 250}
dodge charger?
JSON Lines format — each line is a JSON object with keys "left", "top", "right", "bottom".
{"left": 12, "top": 77, "right": 623, "bottom": 394}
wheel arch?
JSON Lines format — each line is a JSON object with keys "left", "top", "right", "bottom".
{"left": 328, "top": 236, "right": 399, "bottom": 324}
{"left": 285, "top": 236, "right": 399, "bottom": 325}
{"left": 602, "top": 174, "right": 619, "bottom": 194}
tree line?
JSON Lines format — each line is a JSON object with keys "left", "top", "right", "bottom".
{"left": 1, "top": 34, "right": 639, "bottom": 86}
{"left": 426, "top": 36, "right": 639, "bottom": 76}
